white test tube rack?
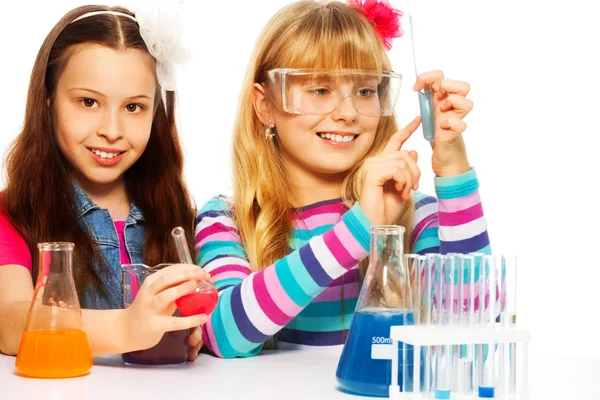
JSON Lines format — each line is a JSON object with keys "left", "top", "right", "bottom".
{"left": 388, "top": 324, "right": 531, "bottom": 399}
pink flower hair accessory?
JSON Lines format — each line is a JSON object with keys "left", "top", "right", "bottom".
{"left": 347, "top": 0, "right": 404, "bottom": 50}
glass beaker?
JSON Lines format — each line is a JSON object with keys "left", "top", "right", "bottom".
{"left": 120, "top": 263, "right": 191, "bottom": 365}
{"left": 336, "top": 225, "right": 414, "bottom": 397}
{"left": 15, "top": 242, "right": 92, "bottom": 378}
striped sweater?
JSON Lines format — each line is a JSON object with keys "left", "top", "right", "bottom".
{"left": 195, "top": 169, "right": 490, "bottom": 358}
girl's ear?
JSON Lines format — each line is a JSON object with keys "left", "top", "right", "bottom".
{"left": 252, "top": 83, "right": 273, "bottom": 125}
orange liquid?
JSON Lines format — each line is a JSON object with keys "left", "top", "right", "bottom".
{"left": 15, "top": 329, "right": 92, "bottom": 378}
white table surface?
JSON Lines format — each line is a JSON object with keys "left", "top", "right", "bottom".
{"left": 1, "top": 344, "right": 599, "bottom": 400}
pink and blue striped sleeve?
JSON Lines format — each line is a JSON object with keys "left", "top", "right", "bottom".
{"left": 411, "top": 168, "right": 490, "bottom": 255}
{"left": 194, "top": 196, "right": 372, "bottom": 358}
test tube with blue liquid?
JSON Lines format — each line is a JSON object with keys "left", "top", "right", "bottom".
{"left": 468, "top": 252, "right": 486, "bottom": 394}
{"left": 446, "top": 254, "right": 463, "bottom": 394}
{"left": 477, "top": 255, "right": 497, "bottom": 399}
{"left": 433, "top": 255, "right": 453, "bottom": 400}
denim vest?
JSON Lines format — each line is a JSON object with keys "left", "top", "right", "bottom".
{"left": 73, "top": 183, "right": 145, "bottom": 310}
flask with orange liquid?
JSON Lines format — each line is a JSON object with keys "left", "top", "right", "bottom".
{"left": 15, "top": 242, "right": 92, "bottom": 378}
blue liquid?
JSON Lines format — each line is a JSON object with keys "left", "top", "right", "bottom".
{"left": 336, "top": 309, "right": 414, "bottom": 397}
{"left": 418, "top": 90, "right": 435, "bottom": 142}
{"left": 478, "top": 386, "right": 495, "bottom": 398}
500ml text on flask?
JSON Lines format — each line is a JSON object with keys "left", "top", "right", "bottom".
{"left": 371, "top": 336, "right": 392, "bottom": 344}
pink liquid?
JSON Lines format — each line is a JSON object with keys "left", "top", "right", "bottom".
{"left": 176, "top": 286, "right": 218, "bottom": 317}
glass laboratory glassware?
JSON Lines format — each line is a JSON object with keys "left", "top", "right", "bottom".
{"left": 336, "top": 225, "right": 414, "bottom": 397}
{"left": 15, "top": 242, "right": 92, "bottom": 378}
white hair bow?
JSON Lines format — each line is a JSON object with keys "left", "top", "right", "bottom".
{"left": 135, "top": 0, "right": 190, "bottom": 91}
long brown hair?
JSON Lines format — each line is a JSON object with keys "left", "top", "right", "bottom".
{"left": 233, "top": 0, "right": 414, "bottom": 274}
{"left": 2, "top": 5, "right": 196, "bottom": 299}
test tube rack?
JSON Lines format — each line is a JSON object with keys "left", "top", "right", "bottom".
{"left": 388, "top": 324, "right": 531, "bottom": 399}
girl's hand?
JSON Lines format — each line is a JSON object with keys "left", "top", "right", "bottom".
{"left": 122, "top": 264, "right": 210, "bottom": 352}
{"left": 358, "top": 117, "right": 422, "bottom": 225}
{"left": 415, "top": 71, "right": 473, "bottom": 177}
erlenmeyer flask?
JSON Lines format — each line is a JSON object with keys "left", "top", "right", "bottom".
{"left": 336, "top": 225, "right": 414, "bottom": 397}
{"left": 15, "top": 242, "right": 92, "bottom": 378}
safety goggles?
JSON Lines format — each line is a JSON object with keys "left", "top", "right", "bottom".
{"left": 264, "top": 68, "right": 402, "bottom": 117}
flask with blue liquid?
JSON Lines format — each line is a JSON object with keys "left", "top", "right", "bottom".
{"left": 335, "top": 225, "right": 415, "bottom": 397}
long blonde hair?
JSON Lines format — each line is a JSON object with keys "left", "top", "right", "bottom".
{"left": 233, "top": 0, "right": 414, "bottom": 277}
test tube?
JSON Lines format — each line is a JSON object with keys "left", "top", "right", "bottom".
{"left": 417, "top": 255, "right": 427, "bottom": 393}
{"left": 422, "top": 253, "right": 437, "bottom": 393}
{"left": 434, "top": 346, "right": 450, "bottom": 400}
{"left": 471, "top": 253, "right": 486, "bottom": 392}
{"left": 403, "top": 254, "right": 424, "bottom": 393}
{"left": 501, "top": 255, "right": 518, "bottom": 396}
{"left": 454, "top": 254, "right": 474, "bottom": 396}
{"left": 402, "top": 254, "right": 421, "bottom": 393}
{"left": 171, "top": 227, "right": 215, "bottom": 292}
{"left": 457, "top": 358, "right": 473, "bottom": 395}
{"left": 171, "top": 226, "right": 194, "bottom": 264}
{"left": 432, "top": 253, "right": 445, "bottom": 394}
{"left": 405, "top": 254, "right": 423, "bottom": 326}
{"left": 478, "top": 255, "right": 496, "bottom": 399}
{"left": 434, "top": 256, "right": 451, "bottom": 400}
{"left": 461, "top": 254, "right": 476, "bottom": 395}
{"left": 446, "top": 254, "right": 460, "bottom": 393}
{"left": 497, "top": 256, "right": 506, "bottom": 396}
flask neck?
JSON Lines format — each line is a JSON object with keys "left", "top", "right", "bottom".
{"left": 37, "top": 242, "right": 74, "bottom": 278}
{"left": 369, "top": 226, "right": 404, "bottom": 265}
{"left": 362, "top": 225, "right": 412, "bottom": 310}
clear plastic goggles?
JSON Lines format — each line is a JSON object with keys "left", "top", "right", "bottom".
{"left": 265, "top": 68, "right": 402, "bottom": 117}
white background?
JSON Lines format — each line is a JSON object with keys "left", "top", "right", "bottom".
{"left": 1, "top": 0, "right": 599, "bottom": 363}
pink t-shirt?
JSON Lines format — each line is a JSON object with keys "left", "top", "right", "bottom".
{"left": 0, "top": 197, "right": 131, "bottom": 269}
{"left": 113, "top": 220, "right": 131, "bottom": 265}
{"left": 0, "top": 199, "right": 32, "bottom": 271}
